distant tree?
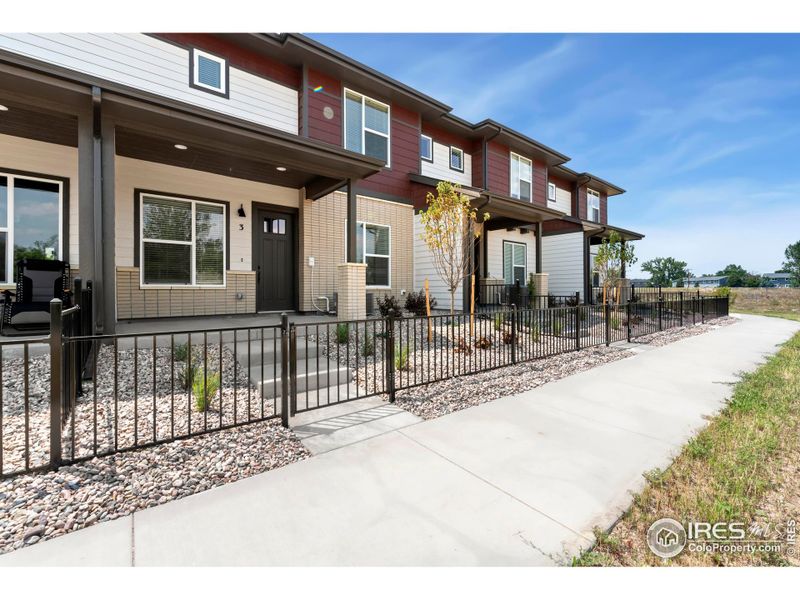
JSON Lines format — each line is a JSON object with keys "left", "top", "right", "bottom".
{"left": 782, "top": 240, "right": 800, "bottom": 287}
{"left": 641, "top": 257, "right": 690, "bottom": 287}
{"left": 716, "top": 264, "right": 760, "bottom": 287}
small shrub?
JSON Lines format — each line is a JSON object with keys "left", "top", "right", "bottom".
{"left": 552, "top": 320, "right": 563, "bottom": 336}
{"left": 335, "top": 323, "right": 349, "bottom": 344}
{"left": 453, "top": 337, "right": 472, "bottom": 354}
{"left": 178, "top": 362, "right": 198, "bottom": 391}
{"left": 474, "top": 336, "right": 492, "bottom": 350}
{"left": 502, "top": 331, "right": 514, "bottom": 345}
{"left": 362, "top": 335, "right": 374, "bottom": 357}
{"left": 404, "top": 289, "right": 437, "bottom": 316}
{"left": 394, "top": 345, "right": 410, "bottom": 370}
{"left": 530, "top": 325, "right": 540, "bottom": 343}
{"left": 192, "top": 369, "right": 220, "bottom": 412}
{"left": 526, "top": 273, "right": 537, "bottom": 300}
{"left": 611, "top": 316, "right": 620, "bottom": 330}
{"left": 377, "top": 294, "right": 403, "bottom": 317}
{"left": 493, "top": 313, "right": 504, "bottom": 331}
{"left": 174, "top": 342, "right": 189, "bottom": 362}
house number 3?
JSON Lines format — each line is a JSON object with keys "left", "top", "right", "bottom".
{"left": 239, "top": 224, "right": 244, "bottom": 231}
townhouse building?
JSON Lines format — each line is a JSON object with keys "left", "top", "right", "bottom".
{"left": 0, "top": 33, "right": 643, "bottom": 332}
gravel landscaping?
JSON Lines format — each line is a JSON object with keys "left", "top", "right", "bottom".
{"left": 633, "top": 316, "right": 738, "bottom": 346}
{"left": 0, "top": 418, "right": 308, "bottom": 555}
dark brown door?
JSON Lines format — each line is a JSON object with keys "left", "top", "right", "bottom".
{"left": 254, "top": 208, "right": 295, "bottom": 311}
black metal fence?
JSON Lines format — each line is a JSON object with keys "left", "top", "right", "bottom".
{"left": 0, "top": 291, "right": 729, "bottom": 479}
{"left": 479, "top": 282, "right": 579, "bottom": 309}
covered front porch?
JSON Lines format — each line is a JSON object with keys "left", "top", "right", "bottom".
{"left": 471, "top": 193, "right": 566, "bottom": 311}
{"left": 0, "top": 58, "right": 383, "bottom": 334}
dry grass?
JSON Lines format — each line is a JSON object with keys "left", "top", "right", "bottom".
{"left": 574, "top": 329, "right": 800, "bottom": 566}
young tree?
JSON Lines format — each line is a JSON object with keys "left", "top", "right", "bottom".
{"left": 593, "top": 231, "right": 637, "bottom": 303}
{"left": 640, "top": 257, "right": 689, "bottom": 287}
{"left": 418, "top": 181, "right": 488, "bottom": 313}
{"left": 782, "top": 240, "right": 800, "bottom": 287}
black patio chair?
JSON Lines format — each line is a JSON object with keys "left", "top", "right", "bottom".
{"left": 1, "top": 258, "right": 71, "bottom": 335}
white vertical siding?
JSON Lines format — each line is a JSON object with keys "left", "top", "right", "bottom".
{"left": 0, "top": 134, "right": 79, "bottom": 269}
{"left": 485, "top": 229, "right": 536, "bottom": 284}
{"left": 553, "top": 186, "right": 572, "bottom": 216}
{"left": 0, "top": 33, "right": 299, "bottom": 134}
{"left": 542, "top": 232, "right": 584, "bottom": 298}
{"left": 115, "top": 156, "right": 299, "bottom": 270}
{"left": 420, "top": 141, "right": 473, "bottom": 187}
{"left": 413, "top": 212, "right": 463, "bottom": 311}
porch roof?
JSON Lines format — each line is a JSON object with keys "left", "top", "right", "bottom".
{"left": 582, "top": 221, "right": 645, "bottom": 242}
{"left": 475, "top": 193, "right": 566, "bottom": 231}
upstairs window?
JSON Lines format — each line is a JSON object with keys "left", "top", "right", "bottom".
{"left": 510, "top": 153, "right": 532, "bottom": 201}
{"left": 450, "top": 146, "right": 464, "bottom": 172}
{"left": 587, "top": 189, "right": 601, "bottom": 222}
{"left": 420, "top": 134, "right": 433, "bottom": 162}
{"left": 344, "top": 89, "right": 390, "bottom": 165}
{"left": 191, "top": 48, "right": 228, "bottom": 97}
{"left": 548, "top": 182, "right": 557, "bottom": 202}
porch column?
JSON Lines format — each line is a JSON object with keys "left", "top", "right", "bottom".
{"left": 346, "top": 179, "right": 357, "bottom": 263}
{"left": 531, "top": 222, "right": 548, "bottom": 308}
{"left": 620, "top": 240, "right": 627, "bottom": 278}
{"left": 338, "top": 179, "right": 366, "bottom": 319}
{"left": 535, "top": 221, "right": 543, "bottom": 273}
{"left": 583, "top": 233, "right": 591, "bottom": 303}
{"left": 100, "top": 114, "right": 116, "bottom": 334}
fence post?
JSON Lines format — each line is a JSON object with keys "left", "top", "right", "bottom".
{"left": 658, "top": 299, "right": 663, "bottom": 331}
{"left": 289, "top": 323, "right": 297, "bottom": 417}
{"left": 604, "top": 302, "right": 611, "bottom": 347}
{"left": 386, "top": 309, "right": 396, "bottom": 403}
{"left": 701, "top": 297, "right": 705, "bottom": 324}
{"left": 574, "top": 304, "right": 581, "bottom": 351}
{"left": 626, "top": 301, "right": 632, "bottom": 343}
{"left": 49, "top": 299, "right": 63, "bottom": 470}
{"left": 679, "top": 291, "right": 684, "bottom": 327}
{"left": 280, "top": 312, "right": 290, "bottom": 428}
{"left": 511, "top": 304, "right": 517, "bottom": 364}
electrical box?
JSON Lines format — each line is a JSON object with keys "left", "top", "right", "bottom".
{"left": 308, "top": 256, "right": 315, "bottom": 267}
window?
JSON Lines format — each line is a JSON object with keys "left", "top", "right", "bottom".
{"left": 450, "top": 146, "right": 464, "bottom": 172}
{"left": 0, "top": 172, "right": 63, "bottom": 284}
{"left": 344, "top": 89, "right": 390, "bottom": 165}
{"left": 548, "top": 182, "right": 557, "bottom": 202}
{"left": 420, "top": 134, "right": 433, "bottom": 162}
{"left": 264, "top": 218, "right": 286, "bottom": 234}
{"left": 587, "top": 189, "right": 601, "bottom": 222}
{"left": 510, "top": 153, "right": 532, "bottom": 201}
{"left": 503, "top": 241, "right": 527, "bottom": 285}
{"left": 140, "top": 193, "right": 226, "bottom": 287}
{"left": 190, "top": 49, "right": 228, "bottom": 97}
{"left": 345, "top": 221, "right": 391, "bottom": 287}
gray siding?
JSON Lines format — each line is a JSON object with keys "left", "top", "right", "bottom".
{"left": 0, "top": 33, "right": 298, "bottom": 133}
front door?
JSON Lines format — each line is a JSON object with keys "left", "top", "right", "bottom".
{"left": 254, "top": 207, "right": 295, "bottom": 311}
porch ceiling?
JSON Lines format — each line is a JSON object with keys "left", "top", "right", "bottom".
{"left": 0, "top": 100, "right": 78, "bottom": 147}
{"left": 584, "top": 221, "right": 645, "bottom": 242}
{"left": 104, "top": 93, "right": 383, "bottom": 195}
{"left": 476, "top": 193, "right": 565, "bottom": 231}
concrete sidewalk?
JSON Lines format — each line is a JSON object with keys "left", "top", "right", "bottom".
{"left": 2, "top": 313, "right": 797, "bottom": 566}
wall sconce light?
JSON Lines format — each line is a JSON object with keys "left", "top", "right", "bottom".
{"left": 237, "top": 204, "right": 246, "bottom": 218}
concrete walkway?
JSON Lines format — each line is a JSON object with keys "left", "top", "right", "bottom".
{"left": 1, "top": 313, "right": 797, "bottom": 566}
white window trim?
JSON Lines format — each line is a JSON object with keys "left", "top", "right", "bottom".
{"left": 139, "top": 192, "right": 227, "bottom": 289}
{"left": 510, "top": 152, "right": 533, "bottom": 201}
{"left": 547, "top": 182, "right": 557, "bottom": 202}
{"left": 344, "top": 219, "right": 392, "bottom": 289}
{"left": 191, "top": 48, "right": 228, "bottom": 95}
{"left": 420, "top": 134, "right": 433, "bottom": 162}
{"left": 449, "top": 146, "right": 464, "bottom": 172}
{"left": 0, "top": 171, "right": 64, "bottom": 286}
{"left": 343, "top": 88, "right": 391, "bottom": 167}
{"left": 587, "top": 188, "right": 601, "bottom": 222}
{"left": 503, "top": 240, "right": 527, "bottom": 285}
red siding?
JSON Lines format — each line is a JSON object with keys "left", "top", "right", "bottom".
{"left": 306, "top": 68, "right": 342, "bottom": 146}
{"left": 577, "top": 185, "right": 587, "bottom": 220}
{"left": 359, "top": 104, "right": 420, "bottom": 198}
{"left": 600, "top": 192, "right": 608, "bottom": 225}
{"left": 471, "top": 142, "right": 484, "bottom": 188}
{"left": 532, "top": 158, "right": 547, "bottom": 207}
{"left": 154, "top": 34, "right": 301, "bottom": 89}
{"left": 486, "top": 140, "right": 510, "bottom": 196}
{"left": 543, "top": 220, "right": 583, "bottom": 235}
{"left": 421, "top": 123, "right": 471, "bottom": 151}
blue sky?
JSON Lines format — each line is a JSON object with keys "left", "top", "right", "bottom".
{"left": 309, "top": 33, "right": 800, "bottom": 278}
